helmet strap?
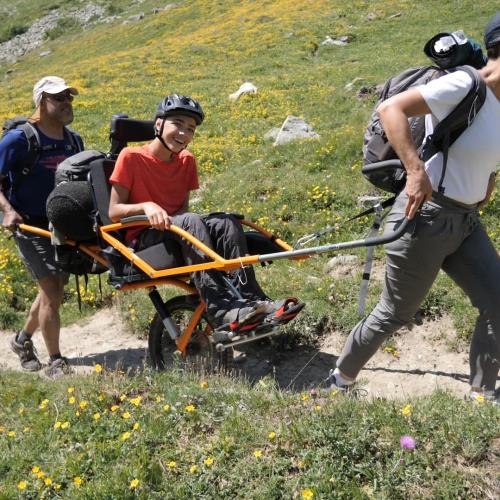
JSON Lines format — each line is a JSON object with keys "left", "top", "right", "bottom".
{"left": 154, "top": 118, "right": 186, "bottom": 155}
{"left": 155, "top": 119, "right": 174, "bottom": 153}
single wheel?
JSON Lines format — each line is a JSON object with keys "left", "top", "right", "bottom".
{"left": 148, "top": 294, "right": 233, "bottom": 372}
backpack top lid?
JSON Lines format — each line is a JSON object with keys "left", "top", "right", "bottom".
{"left": 424, "top": 31, "right": 487, "bottom": 70}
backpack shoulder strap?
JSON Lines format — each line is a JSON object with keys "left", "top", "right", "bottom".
{"left": 421, "top": 65, "right": 487, "bottom": 193}
{"left": 63, "top": 127, "right": 84, "bottom": 153}
{"left": 18, "top": 122, "right": 41, "bottom": 176}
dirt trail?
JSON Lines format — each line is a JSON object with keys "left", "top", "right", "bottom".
{"left": 0, "top": 307, "right": 471, "bottom": 400}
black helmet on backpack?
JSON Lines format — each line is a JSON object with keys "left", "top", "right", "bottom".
{"left": 155, "top": 94, "right": 205, "bottom": 125}
{"left": 423, "top": 31, "right": 487, "bottom": 70}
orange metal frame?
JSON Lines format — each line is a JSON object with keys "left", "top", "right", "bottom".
{"left": 18, "top": 218, "right": 294, "bottom": 358}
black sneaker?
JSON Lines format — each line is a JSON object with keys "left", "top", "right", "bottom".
{"left": 325, "top": 369, "right": 351, "bottom": 394}
{"left": 10, "top": 334, "right": 42, "bottom": 372}
{"left": 45, "top": 357, "right": 73, "bottom": 379}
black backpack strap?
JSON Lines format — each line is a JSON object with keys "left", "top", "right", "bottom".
{"left": 422, "top": 66, "right": 487, "bottom": 194}
{"left": 18, "top": 122, "right": 41, "bottom": 177}
{"left": 64, "top": 128, "right": 84, "bottom": 154}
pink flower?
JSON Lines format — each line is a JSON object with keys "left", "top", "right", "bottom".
{"left": 400, "top": 435, "right": 416, "bottom": 450}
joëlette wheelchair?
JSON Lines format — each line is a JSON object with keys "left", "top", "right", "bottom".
{"left": 18, "top": 115, "right": 409, "bottom": 371}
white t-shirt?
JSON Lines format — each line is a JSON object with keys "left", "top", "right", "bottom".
{"left": 418, "top": 70, "right": 500, "bottom": 205}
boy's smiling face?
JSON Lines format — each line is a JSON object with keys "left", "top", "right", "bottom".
{"left": 156, "top": 114, "right": 197, "bottom": 153}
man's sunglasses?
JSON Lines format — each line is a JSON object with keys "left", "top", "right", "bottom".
{"left": 45, "top": 93, "right": 74, "bottom": 103}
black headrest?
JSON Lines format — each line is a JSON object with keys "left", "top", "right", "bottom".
{"left": 109, "top": 114, "right": 156, "bottom": 156}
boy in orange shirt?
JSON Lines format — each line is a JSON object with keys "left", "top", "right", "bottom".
{"left": 109, "top": 94, "right": 303, "bottom": 332}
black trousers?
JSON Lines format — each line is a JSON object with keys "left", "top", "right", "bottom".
{"left": 137, "top": 213, "right": 268, "bottom": 323}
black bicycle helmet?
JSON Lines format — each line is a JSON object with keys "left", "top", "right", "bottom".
{"left": 155, "top": 94, "right": 205, "bottom": 125}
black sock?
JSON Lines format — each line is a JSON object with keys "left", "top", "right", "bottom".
{"left": 49, "top": 353, "right": 62, "bottom": 363}
{"left": 17, "top": 330, "right": 32, "bottom": 344}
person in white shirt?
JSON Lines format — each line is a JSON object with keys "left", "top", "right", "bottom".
{"left": 327, "top": 12, "right": 500, "bottom": 403}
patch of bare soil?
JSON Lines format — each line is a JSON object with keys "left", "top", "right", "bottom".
{"left": 0, "top": 307, "right": 147, "bottom": 375}
{"left": 0, "top": 306, "right": 475, "bottom": 401}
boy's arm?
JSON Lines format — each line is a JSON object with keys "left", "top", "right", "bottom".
{"left": 109, "top": 183, "right": 172, "bottom": 230}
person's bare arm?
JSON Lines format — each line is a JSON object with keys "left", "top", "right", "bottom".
{"left": 377, "top": 88, "right": 434, "bottom": 219}
{"left": 108, "top": 183, "right": 172, "bottom": 230}
{"left": 0, "top": 176, "right": 23, "bottom": 231}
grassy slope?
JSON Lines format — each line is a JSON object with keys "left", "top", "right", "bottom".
{"left": 0, "top": 1, "right": 499, "bottom": 497}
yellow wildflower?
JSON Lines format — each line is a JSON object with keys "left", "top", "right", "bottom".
{"left": 268, "top": 431, "right": 277, "bottom": 440}
{"left": 93, "top": 412, "right": 101, "bottom": 421}
{"left": 167, "top": 461, "right": 177, "bottom": 469}
{"left": 68, "top": 396, "right": 76, "bottom": 405}
{"left": 18, "top": 481, "right": 28, "bottom": 490}
{"left": 130, "top": 478, "right": 139, "bottom": 490}
{"left": 302, "top": 488, "right": 314, "bottom": 499}
{"left": 61, "top": 422, "right": 70, "bottom": 429}
{"left": 67, "top": 387, "right": 75, "bottom": 394}
{"left": 79, "top": 401, "right": 88, "bottom": 409}
{"left": 94, "top": 364, "right": 103, "bottom": 373}
{"left": 130, "top": 396, "right": 142, "bottom": 406}
{"left": 401, "top": 404, "right": 413, "bottom": 417}
{"left": 111, "top": 405, "right": 119, "bottom": 412}
{"left": 185, "top": 404, "right": 196, "bottom": 412}
{"left": 203, "top": 457, "right": 214, "bottom": 466}
{"left": 54, "top": 421, "right": 62, "bottom": 429}
{"left": 163, "top": 404, "right": 171, "bottom": 412}
{"left": 73, "top": 476, "right": 82, "bottom": 487}
{"left": 122, "top": 411, "right": 131, "bottom": 419}
{"left": 253, "top": 449, "right": 263, "bottom": 458}
{"left": 133, "top": 422, "right": 140, "bottom": 430}
{"left": 190, "top": 465, "right": 198, "bottom": 473}
{"left": 44, "top": 478, "right": 53, "bottom": 486}
{"left": 32, "top": 466, "right": 40, "bottom": 474}
{"left": 200, "top": 381, "right": 209, "bottom": 389}
{"left": 122, "top": 432, "right": 131, "bottom": 441}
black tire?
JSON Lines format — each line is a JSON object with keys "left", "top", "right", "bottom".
{"left": 148, "top": 295, "right": 233, "bottom": 372}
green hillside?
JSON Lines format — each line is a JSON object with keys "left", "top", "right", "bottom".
{"left": 0, "top": 2, "right": 499, "bottom": 497}
{"left": 0, "top": 0, "right": 497, "bottom": 336}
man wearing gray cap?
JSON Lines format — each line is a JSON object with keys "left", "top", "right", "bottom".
{"left": 0, "top": 76, "right": 83, "bottom": 378}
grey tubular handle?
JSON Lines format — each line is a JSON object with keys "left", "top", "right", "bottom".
{"left": 119, "top": 215, "right": 411, "bottom": 263}
{"left": 257, "top": 217, "right": 410, "bottom": 263}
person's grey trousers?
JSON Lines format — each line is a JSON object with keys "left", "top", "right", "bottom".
{"left": 137, "top": 212, "right": 267, "bottom": 324}
{"left": 336, "top": 191, "right": 500, "bottom": 392}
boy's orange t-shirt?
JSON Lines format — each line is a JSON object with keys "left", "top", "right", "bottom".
{"left": 109, "top": 145, "right": 199, "bottom": 242}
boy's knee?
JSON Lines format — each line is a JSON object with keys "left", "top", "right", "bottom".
{"left": 176, "top": 212, "right": 203, "bottom": 228}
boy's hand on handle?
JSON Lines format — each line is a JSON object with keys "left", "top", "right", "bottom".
{"left": 143, "top": 202, "right": 172, "bottom": 230}
{"left": 2, "top": 209, "right": 23, "bottom": 231}
{"left": 404, "top": 160, "right": 433, "bottom": 220}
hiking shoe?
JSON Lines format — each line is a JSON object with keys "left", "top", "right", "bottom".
{"left": 216, "top": 303, "right": 269, "bottom": 334}
{"left": 468, "top": 390, "right": 499, "bottom": 406}
{"left": 10, "top": 334, "right": 42, "bottom": 372}
{"left": 45, "top": 357, "right": 73, "bottom": 379}
{"left": 258, "top": 297, "right": 305, "bottom": 326}
{"left": 325, "top": 369, "right": 352, "bottom": 394}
